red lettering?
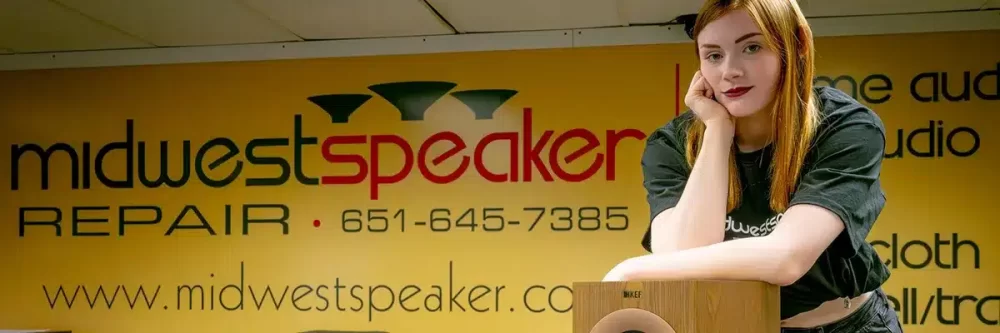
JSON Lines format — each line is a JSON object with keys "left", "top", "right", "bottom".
{"left": 370, "top": 135, "right": 413, "bottom": 200}
{"left": 320, "top": 135, "right": 368, "bottom": 185}
{"left": 549, "top": 128, "right": 603, "bottom": 182}
{"left": 418, "top": 131, "right": 469, "bottom": 184}
{"left": 315, "top": 108, "right": 647, "bottom": 199}
{"left": 521, "top": 108, "right": 554, "bottom": 182}
{"left": 474, "top": 132, "right": 519, "bottom": 182}
{"left": 606, "top": 129, "right": 647, "bottom": 180}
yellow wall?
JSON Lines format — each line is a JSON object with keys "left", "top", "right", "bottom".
{"left": 1, "top": 29, "right": 998, "bottom": 332}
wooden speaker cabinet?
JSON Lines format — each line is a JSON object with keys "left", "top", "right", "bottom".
{"left": 573, "top": 280, "right": 780, "bottom": 333}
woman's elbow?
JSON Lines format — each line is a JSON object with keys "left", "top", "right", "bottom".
{"left": 771, "top": 252, "right": 812, "bottom": 286}
{"left": 771, "top": 266, "right": 804, "bottom": 286}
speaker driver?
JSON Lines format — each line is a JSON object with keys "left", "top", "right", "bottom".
{"left": 588, "top": 308, "right": 675, "bottom": 333}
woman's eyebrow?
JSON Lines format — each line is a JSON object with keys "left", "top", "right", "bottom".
{"left": 700, "top": 32, "right": 763, "bottom": 49}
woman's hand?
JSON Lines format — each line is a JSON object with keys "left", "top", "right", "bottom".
{"left": 685, "top": 71, "right": 734, "bottom": 129}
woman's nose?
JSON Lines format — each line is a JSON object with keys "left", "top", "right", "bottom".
{"left": 722, "top": 59, "right": 744, "bottom": 79}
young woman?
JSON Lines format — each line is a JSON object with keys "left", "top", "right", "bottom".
{"left": 601, "top": 0, "right": 903, "bottom": 332}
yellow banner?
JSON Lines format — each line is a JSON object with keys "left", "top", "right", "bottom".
{"left": 1, "top": 29, "right": 998, "bottom": 333}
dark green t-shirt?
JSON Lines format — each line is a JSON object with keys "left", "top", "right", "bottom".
{"left": 639, "top": 86, "right": 892, "bottom": 320}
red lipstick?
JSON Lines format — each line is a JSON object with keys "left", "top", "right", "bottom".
{"left": 723, "top": 86, "right": 753, "bottom": 98}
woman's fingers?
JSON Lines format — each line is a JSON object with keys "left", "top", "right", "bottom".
{"left": 687, "top": 71, "right": 705, "bottom": 96}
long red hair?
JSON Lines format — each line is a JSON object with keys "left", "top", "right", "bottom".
{"left": 685, "top": 0, "right": 820, "bottom": 213}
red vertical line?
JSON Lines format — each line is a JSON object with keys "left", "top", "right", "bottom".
{"left": 675, "top": 63, "right": 681, "bottom": 116}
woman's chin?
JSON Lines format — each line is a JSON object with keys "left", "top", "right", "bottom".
{"left": 724, "top": 101, "right": 767, "bottom": 118}
{"left": 727, "top": 108, "right": 760, "bottom": 118}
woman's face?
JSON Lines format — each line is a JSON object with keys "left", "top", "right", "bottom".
{"left": 697, "top": 10, "right": 781, "bottom": 118}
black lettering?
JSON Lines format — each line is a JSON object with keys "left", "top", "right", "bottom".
{"left": 315, "top": 285, "right": 330, "bottom": 311}
{"left": 368, "top": 285, "right": 394, "bottom": 321}
{"left": 220, "top": 262, "right": 245, "bottom": 311}
{"left": 245, "top": 138, "right": 290, "bottom": 186}
{"left": 177, "top": 284, "right": 205, "bottom": 310}
{"left": 468, "top": 285, "right": 492, "bottom": 313}
{"left": 814, "top": 74, "right": 893, "bottom": 104}
{"left": 911, "top": 72, "right": 938, "bottom": 102}
{"left": 424, "top": 286, "right": 442, "bottom": 312}
{"left": 349, "top": 285, "right": 364, "bottom": 312}
{"left": 906, "top": 121, "right": 935, "bottom": 158}
{"left": 973, "top": 62, "right": 999, "bottom": 101}
{"left": 95, "top": 120, "right": 134, "bottom": 188}
{"left": 860, "top": 74, "right": 892, "bottom": 104}
{"left": 291, "top": 285, "right": 314, "bottom": 311}
{"left": 938, "top": 288, "right": 957, "bottom": 324}
{"left": 119, "top": 206, "right": 161, "bottom": 236}
{"left": 333, "top": 278, "right": 348, "bottom": 311}
{"left": 946, "top": 127, "right": 980, "bottom": 157}
{"left": 138, "top": 140, "right": 191, "bottom": 188}
{"left": 870, "top": 237, "right": 893, "bottom": 268}
{"left": 224, "top": 204, "right": 233, "bottom": 235}
{"left": 549, "top": 285, "right": 572, "bottom": 313}
{"left": 524, "top": 285, "right": 545, "bottom": 313}
{"left": 449, "top": 261, "right": 466, "bottom": 312}
{"left": 249, "top": 285, "right": 288, "bottom": 310}
{"left": 885, "top": 121, "right": 979, "bottom": 159}
{"left": 165, "top": 205, "right": 216, "bottom": 235}
{"left": 19, "top": 207, "right": 62, "bottom": 236}
{"left": 72, "top": 206, "right": 110, "bottom": 237}
{"left": 901, "top": 239, "right": 932, "bottom": 269}
{"left": 494, "top": 285, "right": 505, "bottom": 312}
{"left": 11, "top": 143, "right": 79, "bottom": 190}
{"left": 399, "top": 285, "right": 421, "bottom": 312}
{"left": 294, "top": 115, "right": 319, "bottom": 185}
{"left": 952, "top": 233, "right": 981, "bottom": 269}
{"left": 942, "top": 71, "right": 971, "bottom": 102}
{"left": 873, "top": 233, "right": 982, "bottom": 271}
{"left": 911, "top": 65, "right": 999, "bottom": 102}
{"left": 195, "top": 138, "right": 242, "bottom": 187}
{"left": 956, "top": 294, "right": 979, "bottom": 325}
{"left": 885, "top": 293, "right": 900, "bottom": 314}
{"left": 934, "top": 233, "right": 951, "bottom": 269}
{"left": 242, "top": 204, "right": 289, "bottom": 235}
{"left": 815, "top": 75, "right": 859, "bottom": 98}
{"left": 976, "top": 295, "right": 1000, "bottom": 325}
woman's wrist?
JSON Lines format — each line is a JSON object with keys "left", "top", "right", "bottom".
{"left": 704, "top": 119, "right": 736, "bottom": 144}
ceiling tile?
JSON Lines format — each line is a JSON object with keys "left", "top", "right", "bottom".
{"left": 621, "top": 0, "right": 702, "bottom": 25}
{"left": 427, "top": 0, "right": 621, "bottom": 32}
{"left": 985, "top": 0, "right": 1000, "bottom": 8}
{"left": 798, "top": 0, "right": 984, "bottom": 17}
{"left": 244, "top": 0, "right": 453, "bottom": 39}
{"left": 0, "top": 0, "right": 151, "bottom": 53}
{"left": 0, "top": 48, "right": 13, "bottom": 54}
{"left": 55, "top": 0, "right": 300, "bottom": 47}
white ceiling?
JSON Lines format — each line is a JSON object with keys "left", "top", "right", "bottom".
{"left": 796, "top": 0, "right": 987, "bottom": 16}
{"left": 0, "top": 0, "right": 996, "bottom": 54}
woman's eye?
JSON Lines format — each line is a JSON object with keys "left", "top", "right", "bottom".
{"left": 745, "top": 44, "right": 762, "bottom": 54}
{"left": 706, "top": 53, "right": 722, "bottom": 62}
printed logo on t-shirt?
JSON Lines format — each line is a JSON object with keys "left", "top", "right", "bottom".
{"left": 724, "top": 213, "right": 783, "bottom": 238}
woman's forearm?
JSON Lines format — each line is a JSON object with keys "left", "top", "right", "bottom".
{"left": 650, "top": 121, "right": 734, "bottom": 253}
{"left": 624, "top": 234, "right": 798, "bottom": 286}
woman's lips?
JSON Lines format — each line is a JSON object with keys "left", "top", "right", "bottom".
{"left": 723, "top": 86, "right": 753, "bottom": 98}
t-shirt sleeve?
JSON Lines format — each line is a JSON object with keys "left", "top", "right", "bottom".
{"left": 789, "top": 107, "right": 887, "bottom": 258}
{"left": 639, "top": 121, "right": 692, "bottom": 252}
